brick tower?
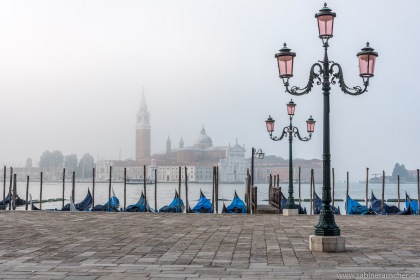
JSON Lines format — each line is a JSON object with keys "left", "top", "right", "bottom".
{"left": 136, "top": 91, "right": 151, "bottom": 162}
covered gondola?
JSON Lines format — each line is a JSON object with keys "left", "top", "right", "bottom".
{"left": 186, "top": 205, "right": 194, "bottom": 213}
{"left": 346, "top": 195, "right": 375, "bottom": 215}
{"left": 405, "top": 192, "right": 419, "bottom": 215}
{"left": 224, "top": 191, "right": 246, "bottom": 214}
{"left": 61, "top": 189, "right": 93, "bottom": 211}
{"left": 314, "top": 191, "right": 340, "bottom": 215}
{"left": 0, "top": 193, "right": 26, "bottom": 207}
{"left": 125, "top": 192, "right": 153, "bottom": 212}
{"left": 159, "top": 190, "right": 184, "bottom": 213}
{"left": 280, "top": 191, "right": 307, "bottom": 214}
{"left": 29, "top": 194, "right": 40, "bottom": 211}
{"left": 371, "top": 192, "right": 400, "bottom": 215}
{"left": 222, "top": 202, "right": 228, "bottom": 213}
{"left": 396, "top": 203, "right": 413, "bottom": 215}
{"left": 192, "top": 190, "right": 212, "bottom": 213}
{"left": 92, "top": 189, "right": 120, "bottom": 212}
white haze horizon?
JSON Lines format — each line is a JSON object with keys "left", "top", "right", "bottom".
{"left": 0, "top": 0, "right": 419, "bottom": 182}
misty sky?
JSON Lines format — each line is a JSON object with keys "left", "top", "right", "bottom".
{"left": 0, "top": 0, "right": 419, "bottom": 181}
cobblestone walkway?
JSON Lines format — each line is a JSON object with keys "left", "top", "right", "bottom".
{"left": 1, "top": 212, "right": 420, "bottom": 279}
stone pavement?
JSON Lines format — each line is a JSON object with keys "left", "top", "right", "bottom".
{"left": 1, "top": 212, "right": 420, "bottom": 279}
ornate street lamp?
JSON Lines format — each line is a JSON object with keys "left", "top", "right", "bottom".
{"left": 265, "top": 100, "right": 315, "bottom": 215}
{"left": 275, "top": 3, "right": 378, "bottom": 251}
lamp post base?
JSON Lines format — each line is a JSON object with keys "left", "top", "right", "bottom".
{"left": 309, "top": 235, "right": 345, "bottom": 252}
{"left": 283, "top": 208, "right": 299, "bottom": 216}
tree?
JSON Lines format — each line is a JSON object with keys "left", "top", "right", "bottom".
{"left": 64, "top": 154, "right": 78, "bottom": 173}
{"left": 77, "top": 153, "right": 95, "bottom": 178}
{"left": 51, "top": 150, "right": 64, "bottom": 167}
{"left": 39, "top": 150, "right": 64, "bottom": 168}
{"left": 25, "top": 158, "right": 33, "bottom": 168}
{"left": 39, "top": 151, "right": 52, "bottom": 168}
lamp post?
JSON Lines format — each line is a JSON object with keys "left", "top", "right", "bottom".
{"left": 274, "top": 3, "right": 378, "bottom": 251}
{"left": 251, "top": 147, "right": 264, "bottom": 186}
{"left": 265, "top": 100, "right": 315, "bottom": 215}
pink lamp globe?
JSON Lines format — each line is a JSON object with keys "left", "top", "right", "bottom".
{"left": 265, "top": 115, "right": 275, "bottom": 133}
{"left": 275, "top": 43, "right": 296, "bottom": 78}
{"left": 315, "top": 3, "right": 336, "bottom": 39}
{"left": 357, "top": 42, "right": 378, "bottom": 78}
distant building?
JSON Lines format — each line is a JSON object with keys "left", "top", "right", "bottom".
{"left": 135, "top": 91, "right": 151, "bottom": 163}
{"left": 95, "top": 92, "right": 323, "bottom": 184}
{"left": 253, "top": 156, "right": 323, "bottom": 184}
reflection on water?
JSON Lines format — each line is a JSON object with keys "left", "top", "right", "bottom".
{"left": 8, "top": 180, "right": 419, "bottom": 214}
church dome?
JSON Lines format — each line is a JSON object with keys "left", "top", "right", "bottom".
{"left": 193, "top": 127, "right": 213, "bottom": 149}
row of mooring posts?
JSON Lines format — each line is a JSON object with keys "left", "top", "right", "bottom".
{"left": 264, "top": 166, "right": 420, "bottom": 215}
{"left": 3, "top": 165, "right": 420, "bottom": 214}
{"left": 2, "top": 164, "right": 222, "bottom": 213}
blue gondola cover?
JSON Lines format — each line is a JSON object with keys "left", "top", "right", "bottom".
{"left": 126, "top": 192, "right": 152, "bottom": 212}
{"left": 92, "top": 190, "right": 120, "bottom": 212}
{"left": 371, "top": 192, "right": 400, "bottom": 215}
{"left": 346, "top": 195, "right": 374, "bottom": 215}
{"left": 62, "top": 189, "right": 93, "bottom": 211}
{"left": 0, "top": 194, "right": 26, "bottom": 207}
{"left": 192, "top": 190, "right": 212, "bottom": 213}
{"left": 405, "top": 192, "right": 418, "bottom": 215}
{"left": 159, "top": 190, "right": 184, "bottom": 213}
{"left": 225, "top": 191, "right": 246, "bottom": 214}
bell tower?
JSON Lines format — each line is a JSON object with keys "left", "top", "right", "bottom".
{"left": 136, "top": 90, "right": 151, "bottom": 162}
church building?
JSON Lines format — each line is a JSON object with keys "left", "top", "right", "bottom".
{"left": 133, "top": 93, "right": 247, "bottom": 183}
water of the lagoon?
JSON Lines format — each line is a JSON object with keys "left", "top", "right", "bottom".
{"left": 7, "top": 181, "right": 419, "bottom": 214}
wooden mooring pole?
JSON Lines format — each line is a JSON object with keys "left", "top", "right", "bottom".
{"left": 178, "top": 167, "right": 181, "bottom": 213}
{"left": 184, "top": 167, "right": 188, "bottom": 212}
{"left": 154, "top": 169, "right": 157, "bottom": 212}
{"left": 25, "top": 176, "right": 29, "bottom": 211}
{"left": 2, "top": 166, "right": 5, "bottom": 210}
{"left": 310, "top": 169, "right": 313, "bottom": 215}
{"left": 246, "top": 173, "right": 250, "bottom": 214}
{"left": 298, "top": 166, "right": 301, "bottom": 208}
{"left": 211, "top": 166, "right": 215, "bottom": 213}
{"left": 365, "top": 167, "right": 369, "bottom": 207}
{"left": 72, "top": 171, "right": 75, "bottom": 204}
{"left": 381, "top": 170, "right": 385, "bottom": 215}
{"left": 122, "top": 167, "right": 126, "bottom": 210}
{"left": 12, "top": 174, "right": 17, "bottom": 210}
{"left": 215, "top": 166, "right": 219, "bottom": 214}
{"left": 9, "top": 167, "right": 13, "bottom": 210}
{"left": 246, "top": 168, "right": 249, "bottom": 209}
{"left": 346, "top": 171, "right": 349, "bottom": 215}
{"left": 417, "top": 169, "right": 419, "bottom": 216}
{"left": 108, "top": 166, "right": 112, "bottom": 212}
{"left": 332, "top": 168, "right": 335, "bottom": 208}
{"left": 62, "top": 168, "right": 66, "bottom": 209}
{"left": 143, "top": 165, "right": 146, "bottom": 212}
{"left": 92, "top": 168, "right": 95, "bottom": 208}
{"left": 39, "top": 171, "right": 43, "bottom": 210}
{"left": 397, "top": 175, "right": 400, "bottom": 210}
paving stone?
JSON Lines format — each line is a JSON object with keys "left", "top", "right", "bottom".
{"left": 1, "top": 212, "right": 420, "bottom": 279}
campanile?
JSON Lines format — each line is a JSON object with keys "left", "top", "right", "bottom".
{"left": 136, "top": 91, "right": 151, "bottom": 161}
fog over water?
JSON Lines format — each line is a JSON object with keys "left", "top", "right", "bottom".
{"left": 0, "top": 1, "right": 419, "bottom": 181}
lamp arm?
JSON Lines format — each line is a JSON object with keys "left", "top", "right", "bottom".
{"left": 270, "top": 127, "right": 289, "bottom": 141}
{"left": 292, "top": 126, "right": 311, "bottom": 142}
{"left": 330, "top": 63, "right": 369, "bottom": 96}
{"left": 283, "top": 63, "right": 323, "bottom": 96}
